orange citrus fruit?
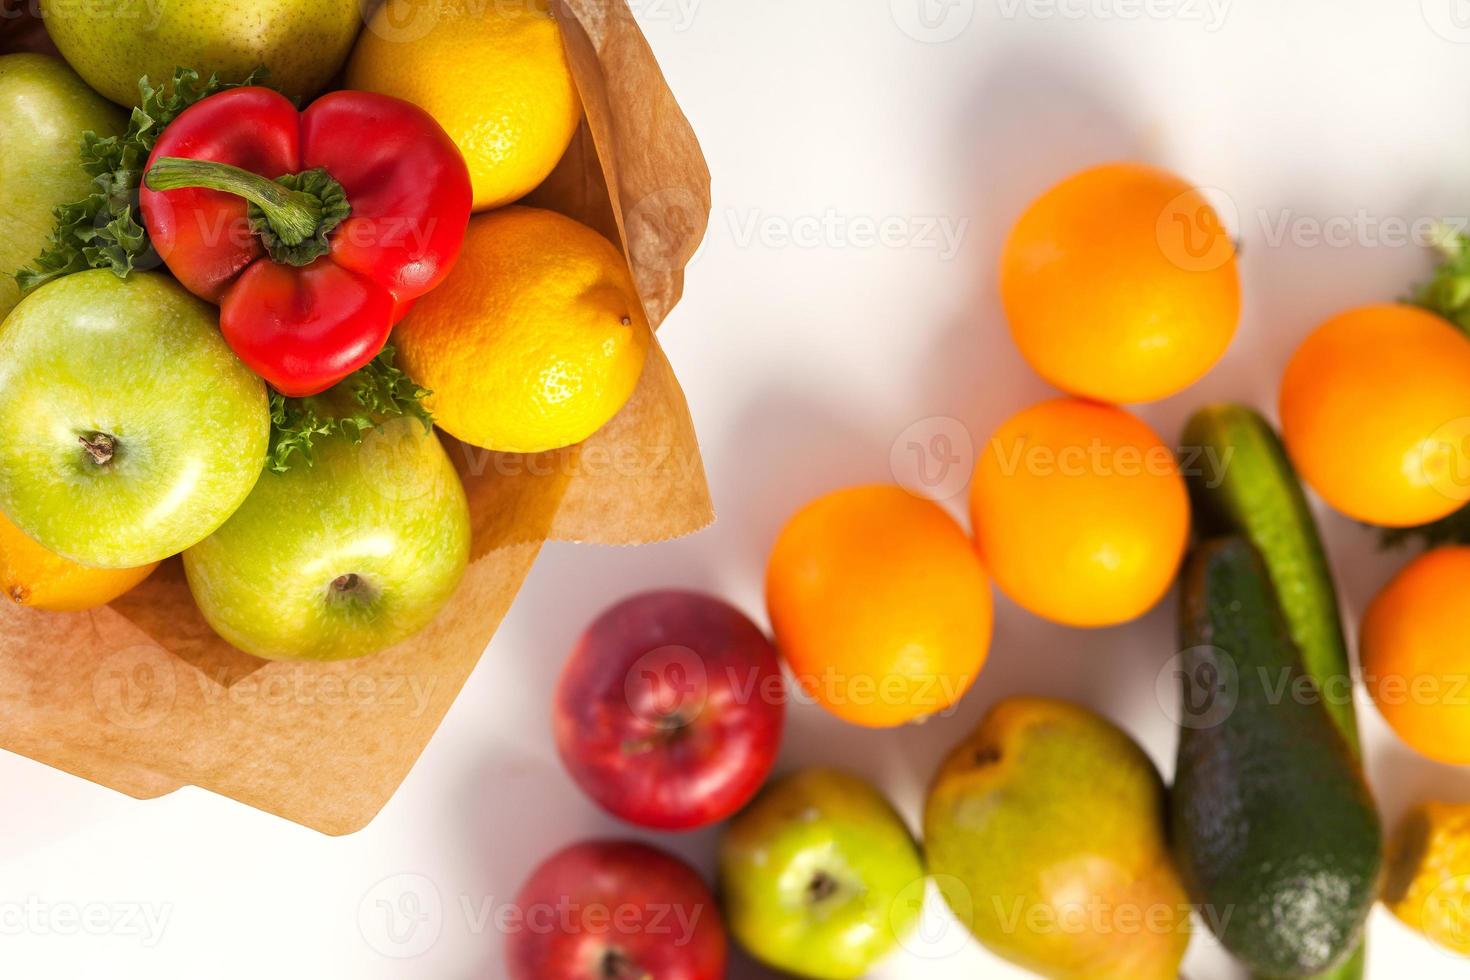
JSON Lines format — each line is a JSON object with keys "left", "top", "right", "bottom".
{"left": 1385, "top": 801, "right": 1470, "bottom": 955}
{"left": 346, "top": 0, "right": 582, "bottom": 211}
{"left": 1000, "top": 162, "right": 1240, "bottom": 404}
{"left": 765, "top": 485, "right": 993, "bottom": 728}
{"left": 970, "top": 398, "right": 1188, "bottom": 627}
{"left": 1279, "top": 304, "right": 1470, "bottom": 527}
{"left": 393, "top": 206, "right": 650, "bottom": 454}
{"left": 1362, "top": 546, "right": 1470, "bottom": 765}
{"left": 0, "top": 508, "right": 156, "bottom": 612}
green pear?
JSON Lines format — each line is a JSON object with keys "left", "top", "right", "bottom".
{"left": 924, "top": 697, "right": 1191, "bottom": 980}
{"left": 718, "top": 768, "right": 924, "bottom": 979}
{"left": 39, "top": 0, "right": 363, "bottom": 106}
{"left": 182, "top": 418, "right": 471, "bottom": 661}
{"left": 0, "top": 53, "right": 125, "bottom": 319}
{"left": 0, "top": 270, "right": 269, "bottom": 567}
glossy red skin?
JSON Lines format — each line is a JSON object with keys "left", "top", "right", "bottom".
{"left": 506, "top": 841, "right": 726, "bottom": 980}
{"left": 554, "top": 591, "right": 785, "bottom": 831}
{"left": 140, "top": 87, "right": 472, "bottom": 396}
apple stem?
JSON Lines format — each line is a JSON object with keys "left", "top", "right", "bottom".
{"left": 807, "top": 871, "right": 840, "bottom": 904}
{"left": 331, "top": 573, "right": 362, "bottom": 594}
{"left": 598, "top": 949, "right": 649, "bottom": 980}
{"left": 79, "top": 433, "right": 115, "bottom": 466}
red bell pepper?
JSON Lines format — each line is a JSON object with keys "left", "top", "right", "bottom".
{"left": 140, "top": 87, "right": 472, "bottom": 397}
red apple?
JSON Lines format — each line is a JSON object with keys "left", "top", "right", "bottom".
{"left": 554, "top": 590, "right": 786, "bottom": 831}
{"left": 505, "top": 840, "right": 727, "bottom": 980}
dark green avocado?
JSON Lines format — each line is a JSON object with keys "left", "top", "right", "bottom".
{"left": 1172, "top": 537, "right": 1382, "bottom": 978}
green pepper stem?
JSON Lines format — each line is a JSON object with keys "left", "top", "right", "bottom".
{"left": 145, "top": 157, "right": 324, "bottom": 246}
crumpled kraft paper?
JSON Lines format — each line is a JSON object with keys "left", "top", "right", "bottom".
{"left": 0, "top": 0, "right": 713, "bottom": 835}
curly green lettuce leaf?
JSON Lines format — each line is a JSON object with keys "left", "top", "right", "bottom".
{"left": 1381, "top": 506, "right": 1470, "bottom": 550}
{"left": 1387, "top": 224, "right": 1470, "bottom": 547}
{"left": 267, "top": 345, "right": 434, "bottom": 473}
{"left": 15, "top": 66, "right": 270, "bottom": 294}
{"left": 1411, "top": 221, "right": 1470, "bottom": 333}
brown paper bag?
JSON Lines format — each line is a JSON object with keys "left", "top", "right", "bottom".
{"left": 0, "top": 0, "right": 713, "bottom": 835}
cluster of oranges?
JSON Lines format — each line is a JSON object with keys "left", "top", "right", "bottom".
{"left": 767, "top": 160, "right": 1470, "bottom": 779}
{"left": 766, "top": 162, "right": 1239, "bottom": 728}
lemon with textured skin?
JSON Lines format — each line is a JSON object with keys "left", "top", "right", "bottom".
{"left": 393, "top": 207, "right": 649, "bottom": 454}
{"left": 1386, "top": 801, "right": 1470, "bottom": 955}
{"left": 0, "top": 509, "right": 157, "bottom": 613}
{"left": 347, "top": 0, "right": 582, "bottom": 211}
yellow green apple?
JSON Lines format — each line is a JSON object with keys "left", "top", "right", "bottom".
{"left": 182, "top": 418, "right": 471, "bottom": 661}
{"left": 0, "top": 53, "right": 125, "bottom": 319}
{"left": 718, "top": 768, "right": 924, "bottom": 979}
{"left": 0, "top": 270, "right": 269, "bottom": 567}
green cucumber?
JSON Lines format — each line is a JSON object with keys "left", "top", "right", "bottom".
{"left": 1173, "top": 537, "right": 1382, "bottom": 978}
{"left": 1180, "top": 403, "right": 1358, "bottom": 751}
{"left": 1179, "top": 406, "right": 1372, "bottom": 979}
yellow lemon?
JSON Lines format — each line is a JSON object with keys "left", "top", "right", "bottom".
{"left": 0, "top": 508, "right": 157, "bottom": 613}
{"left": 394, "top": 206, "right": 650, "bottom": 453}
{"left": 346, "top": 0, "right": 583, "bottom": 211}
{"left": 1386, "top": 801, "right": 1470, "bottom": 955}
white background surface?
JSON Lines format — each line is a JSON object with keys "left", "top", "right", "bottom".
{"left": 6, "top": 1, "right": 1470, "bottom": 977}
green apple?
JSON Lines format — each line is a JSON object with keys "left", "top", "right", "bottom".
{"left": 718, "top": 768, "right": 924, "bottom": 979}
{"left": 182, "top": 418, "right": 471, "bottom": 661}
{"left": 0, "top": 53, "right": 125, "bottom": 319}
{"left": 0, "top": 270, "right": 268, "bottom": 567}
{"left": 39, "top": 0, "right": 363, "bottom": 106}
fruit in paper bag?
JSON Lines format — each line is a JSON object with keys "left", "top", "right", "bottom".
{"left": 140, "top": 86, "right": 474, "bottom": 397}
{"left": 347, "top": 0, "right": 582, "bottom": 211}
{"left": 393, "top": 207, "right": 651, "bottom": 453}
{"left": 39, "top": 0, "right": 362, "bottom": 107}
{"left": 0, "top": 509, "right": 157, "bottom": 613}
{"left": 0, "top": 54, "right": 126, "bottom": 320}
{"left": 923, "top": 697, "right": 1190, "bottom": 980}
{"left": 182, "top": 418, "right": 470, "bottom": 661}
{"left": 0, "top": 271, "right": 269, "bottom": 568}
{"left": 1000, "top": 162, "right": 1240, "bottom": 404}
{"left": 718, "top": 768, "right": 924, "bottom": 979}
{"left": 764, "top": 484, "right": 992, "bottom": 728}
